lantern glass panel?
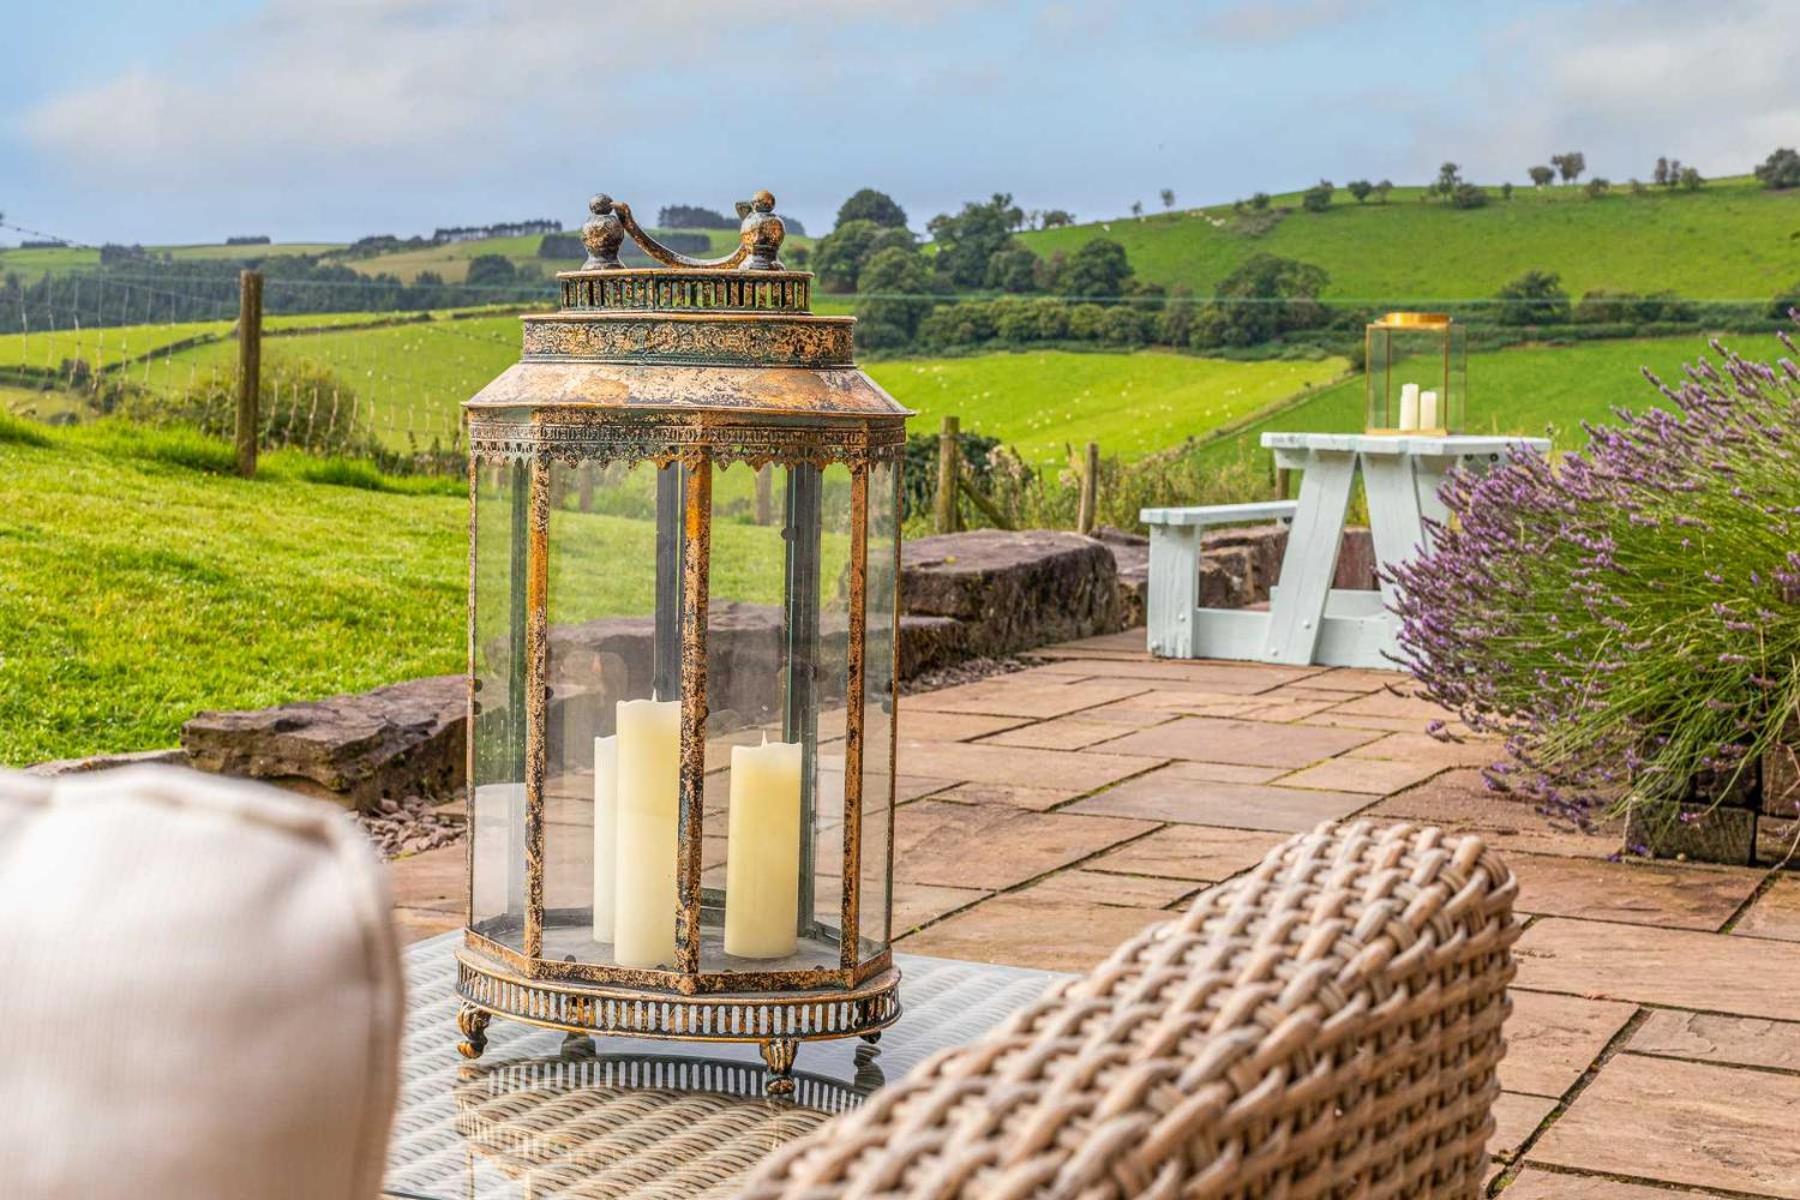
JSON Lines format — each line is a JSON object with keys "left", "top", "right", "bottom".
{"left": 536, "top": 458, "right": 674, "bottom": 968}
{"left": 856, "top": 458, "right": 901, "bottom": 954}
{"left": 1364, "top": 316, "right": 1467, "bottom": 435}
{"left": 470, "top": 454, "right": 531, "bottom": 949}
{"left": 701, "top": 461, "right": 852, "bottom": 973}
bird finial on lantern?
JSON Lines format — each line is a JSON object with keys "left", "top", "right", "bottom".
{"left": 585, "top": 189, "right": 785, "bottom": 272}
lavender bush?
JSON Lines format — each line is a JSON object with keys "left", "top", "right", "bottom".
{"left": 1390, "top": 325, "right": 1800, "bottom": 825}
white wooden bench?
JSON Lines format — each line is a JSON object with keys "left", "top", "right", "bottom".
{"left": 1141, "top": 501, "right": 1297, "bottom": 660}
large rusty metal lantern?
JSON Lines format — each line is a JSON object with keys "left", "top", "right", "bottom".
{"left": 455, "top": 189, "right": 909, "bottom": 1091}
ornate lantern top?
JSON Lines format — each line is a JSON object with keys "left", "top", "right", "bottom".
{"left": 466, "top": 190, "right": 909, "bottom": 470}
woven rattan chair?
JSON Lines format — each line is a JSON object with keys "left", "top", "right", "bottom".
{"left": 734, "top": 820, "right": 1519, "bottom": 1200}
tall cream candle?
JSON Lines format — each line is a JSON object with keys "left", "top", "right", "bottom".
{"left": 724, "top": 737, "right": 803, "bottom": 959}
{"left": 591, "top": 734, "right": 617, "bottom": 944}
{"left": 1420, "top": 389, "right": 1440, "bottom": 431}
{"left": 612, "top": 698, "right": 681, "bottom": 968}
{"left": 1398, "top": 382, "right": 1421, "bottom": 431}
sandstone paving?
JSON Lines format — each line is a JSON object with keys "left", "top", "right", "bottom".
{"left": 1319, "top": 690, "right": 1454, "bottom": 723}
{"left": 923, "top": 780, "right": 1089, "bottom": 812}
{"left": 1489, "top": 1091, "right": 1557, "bottom": 1161}
{"left": 809, "top": 876, "right": 989, "bottom": 939}
{"left": 889, "top": 800, "right": 1157, "bottom": 890}
{"left": 1085, "top": 824, "right": 1289, "bottom": 882}
{"left": 892, "top": 738, "right": 1164, "bottom": 794}
{"left": 394, "top": 907, "right": 463, "bottom": 945}
{"left": 900, "top": 894, "right": 1165, "bottom": 972}
{"left": 890, "top": 710, "right": 1033, "bottom": 743}
{"left": 1015, "top": 869, "right": 1199, "bottom": 909}
{"left": 1034, "top": 656, "right": 1320, "bottom": 693}
{"left": 979, "top": 717, "right": 1142, "bottom": 752}
{"left": 1730, "top": 875, "right": 1800, "bottom": 942}
{"left": 1271, "top": 756, "right": 1447, "bottom": 796}
{"left": 1290, "top": 667, "right": 1403, "bottom": 694}
{"left": 1501, "top": 1169, "right": 1728, "bottom": 1199}
{"left": 905, "top": 676, "right": 1154, "bottom": 719}
{"left": 1345, "top": 731, "right": 1501, "bottom": 769}
{"left": 1077, "top": 691, "right": 1272, "bottom": 725}
{"left": 1514, "top": 918, "right": 1800, "bottom": 1021}
{"left": 1093, "top": 715, "right": 1383, "bottom": 768}
{"left": 388, "top": 845, "right": 467, "bottom": 914}
{"left": 1365, "top": 771, "right": 1623, "bottom": 859}
{"left": 1499, "top": 991, "right": 1637, "bottom": 1098}
{"left": 1528, "top": 1053, "right": 1800, "bottom": 1197}
{"left": 1504, "top": 853, "right": 1764, "bottom": 931}
{"left": 1065, "top": 771, "right": 1374, "bottom": 833}
{"left": 1627, "top": 1010, "right": 1800, "bottom": 1074}
{"left": 1298, "top": 712, "right": 1468, "bottom": 735}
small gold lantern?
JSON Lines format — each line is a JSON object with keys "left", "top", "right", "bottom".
{"left": 1365, "top": 312, "right": 1466, "bottom": 435}
{"left": 455, "top": 188, "right": 909, "bottom": 1092}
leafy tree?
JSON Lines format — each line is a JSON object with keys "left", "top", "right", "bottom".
{"left": 1249, "top": 192, "right": 1272, "bottom": 211}
{"left": 854, "top": 247, "right": 936, "bottom": 348}
{"left": 1301, "top": 180, "right": 1335, "bottom": 212}
{"left": 1375, "top": 179, "right": 1394, "bottom": 204}
{"left": 1434, "top": 162, "right": 1462, "bottom": 200}
{"left": 1130, "top": 200, "right": 1144, "bottom": 218}
{"left": 1665, "top": 158, "right": 1684, "bottom": 186}
{"left": 1574, "top": 289, "right": 1697, "bottom": 325}
{"left": 1495, "top": 269, "right": 1570, "bottom": 325}
{"left": 1040, "top": 209, "right": 1075, "bottom": 228}
{"left": 1653, "top": 157, "right": 1670, "bottom": 186}
{"left": 1755, "top": 147, "right": 1800, "bottom": 190}
{"left": 1158, "top": 286, "right": 1196, "bottom": 346}
{"left": 1191, "top": 253, "right": 1328, "bottom": 347}
{"left": 464, "top": 254, "right": 518, "bottom": 286}
{"left": 1679, "top": 166, "right": 1704, "bottom": 191}
{"left": 1159, "top": 188, "right": 1176, "bottom": 209}
{"left": 811, "top": 219, "right": 914, "bottom": 293}
{"left": 1528, "top": 165, "right": 1555, "bottom": 188}
{"left": 1584, "top": 176, "right": 1611, "bottom": 199}
{"left": 1451, "top": 183, "right": 1490, "bottom": 209}
{"left": 984, "top": 242, "right": 1043, "bottom": 293}
{"left": 835, "top": 188, "right": 909, "bottom": 229}
{"left": 928, "top": 194, "right": 1021, "bottom": 287}
{"left": 1500, "top": 182, "right": 1515, "bottom": 201}
{"left": 1550, "top": 151, "right": 1587, "bottom": 184}
{"left": 657, "top": 204, "right": 732, "bottom": 228}
{"left": 1058, "top": 238, "right": 1133, "bottom": 299}
{"left": 1346, "top": 179, "right": 1373, "bottom": 203}
{"left": 1770, "top": 281, "right": 1800, "bottom": 320}
{"left": 1629, "top": 178, "right": 1647, "bottom": 195}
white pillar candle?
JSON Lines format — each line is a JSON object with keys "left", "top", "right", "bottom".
{"left": 1398, "top": 382, "right": 1421, "bottom": 431}
{"left": 591, "top": 734, "right": 617, "bottom": 944}
{"left": 723, "top": 737, "right": 803, "bottom": 960}
{"left": 1420, "top": 389, "right": 1440, "bottom": 431}
{"left": 612, "top": 698, "right": 681, "bottom": 968}
{"left": 472, "top": 782, "right": 526, "bottom": 926}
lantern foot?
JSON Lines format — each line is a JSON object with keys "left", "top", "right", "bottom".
{"left": 456, "top": 1003, "right": 492, "bottom": 1060}
{"left": 859, "top": 1031, "right": 882, "bottom": 1046}
{"left": 561, "top": 1031, "right": 597, "bottom": 1059}
{"left": 759, "top": 1038, "right": 798, "bottom": 1095}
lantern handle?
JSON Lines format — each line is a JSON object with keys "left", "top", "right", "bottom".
{"left": 581, "top": 191, "right": 786, "bottom": 272}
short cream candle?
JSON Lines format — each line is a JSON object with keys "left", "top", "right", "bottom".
{"left": 591, "top": 734, "right": 617, "bottom": 944}
{"left": 1398, "top": 382, "right": 1421, "bottom": 431}
{"left": 723, "top": 737, "right": 803, "bottom": 960}
{"left": 1420, "top": 389, "right": 1440, "bottom": 431}
{"left": 612, "top": 698, "right": 681, "bottom": 968}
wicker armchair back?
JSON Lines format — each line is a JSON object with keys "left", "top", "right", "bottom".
{"left": 735, "top": 820, "right": 1520, "bottom": 1199}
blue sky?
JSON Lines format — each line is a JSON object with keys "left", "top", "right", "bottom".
{"left": 3, "top": 0, "right": 1794, "bottom": 246}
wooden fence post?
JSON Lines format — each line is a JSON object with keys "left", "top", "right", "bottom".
{"left": 754, "top": 464, "right": 774, "bottom": 525}
{"left": 934, "top": 415, "right": 960, "bottom": 535}
{"left": 1077, "top": 440, "right": 1100, "bottom": 534}
{"left": 235, "top": 269, "right": 263, "bottom": 479}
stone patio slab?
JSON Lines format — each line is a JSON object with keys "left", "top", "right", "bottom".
{"left": 1236, "top": 698, "right": 1343, "bottom": 723}
{"left": 1365, "top": 771, "right": 1623, "bottom": 859}
{"left": 894, "top": 739, "right": 1164, "bottom": 794}
{"left": 1066, "top": 769, "right": 1373, "bottom": 833}
{"left": 1490, "top": 1091, "right": 1557, "bottom": 1161}
{"left": 1085, "top": 825, "right": 1289, "bottom": 882}
{"left": 979, "top": 718, "right": 1137, "bottom": 752}
{"left": 1515, "top": 918, "right": 1800, "bottom": 1020}
{"left": 899, "top": 894, "right": 1163, "bottom": 972}
{"left": 1731, "top": 876, "right": 1800, "bottom": 942}
{"left": 1286, "top": 668, "right": 1400, "bottom": 694}
{"left": 1529, "top": 1053, "right": 1800, "bottom": 1197}
{"left": 1272, "top": 757, "right": 1446, "bottom": 795}
{"left": 893, "top": 711, "right": 1034, "bottom": 742}
{"left": 1092, "top": 716, "right": 1382, "bottom": 768}
{"left": 1346, "top": 731, "right": 1502, "bottom": 769}
{"left": 905, "top": 676, "right": 1153, "bottom": 719}
{"left": 1035, "top": 657, "right": 1321, "bottom": 693}
{"left": 388, "top": 845, "right": 467, "bottom": 914}
{"left": 1628, "top": 1010, "right": 1800, "bottom": 1074}
{"left": 1299, "top": 712, "right": 1474, "bottom": 735}
{"left": 394, "top": 907, "right": 462, "bottom": 945}
{"left": 1079, "top": 692, "right": 1272, "bottom": 725}
{"left": 809, "top": 876, "right": 989, "bottom": 938}
{"left": 925, "top": 780, "right": 1088, "bottom": 812}
{"left": 1033, "top": 629, "right": 1149, "bottom": 657}
{"left": 1501, "top": 1170, "right": 1722, "bottom": 1199}
{"left": 1500, "top": 991, "right": 1637, "bottom": 1098}
{"left": 1320, "top": 690, "right": 1449, "bottom": 722}
{"left": 1016, "top": 870, "right": 1199, "bottom": 909}
{"left": 1507, "top": 853, "right": 1763, "bottom": 931}
{"left": 890, "top": 801, "right": 1156, "bottom": 890}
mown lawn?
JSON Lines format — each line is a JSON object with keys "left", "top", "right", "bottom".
{"left": 0, "top": 420, "right": 800, "bottom": 765}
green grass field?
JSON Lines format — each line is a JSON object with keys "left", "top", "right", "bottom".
{"left": 865, "top": 350, "right": 1347, "bottom": 465}
{"left": 0, "top": 418, "right": 805, "bottom": 765}
{"left": 328, "top": 227, "right": 819, "bottom": 284}
{"left": 0, "top": 242, "right": 346, "bottom": 274}
{"left": 1020, "top": 175, "right": 1800, "bottom": 301}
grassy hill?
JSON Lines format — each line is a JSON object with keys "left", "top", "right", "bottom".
{"left": 1020, "top": 175, "right": 1800, "bottom": 301}
{"left": 0, "top": 241, "right": 346, "bottom": 274}
{"left": 327, "top": 227, "right": 819, "bottom": 284}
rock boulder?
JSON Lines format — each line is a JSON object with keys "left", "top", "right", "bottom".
{"left": 902, "top": 530, "right": 1125, "bottom": 658}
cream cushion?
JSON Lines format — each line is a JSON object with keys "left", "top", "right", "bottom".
{"left": 0, "top": 766, "right": 403, "bottom": 1199}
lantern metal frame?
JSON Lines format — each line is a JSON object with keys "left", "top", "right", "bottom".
{"left": 1364, "top": 311, "right": 1467, "bottom": 436}
{"left": 454, "top": 191, "right": 908, "bottom": 1091}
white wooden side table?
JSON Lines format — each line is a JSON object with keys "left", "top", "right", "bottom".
{"left": 1143, "top": 432, "right": 1549, "bottom": 668}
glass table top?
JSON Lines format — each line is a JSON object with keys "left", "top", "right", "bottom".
{"left": 382, "top": 934, "right": 1065, "bottom": 1200}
